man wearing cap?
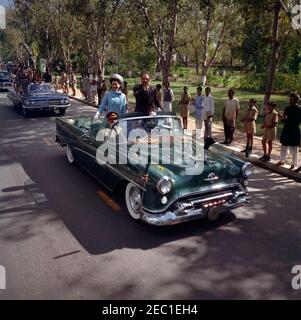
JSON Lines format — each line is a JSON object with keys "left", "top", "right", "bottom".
{"left": 94, "top": 74, "right": 127, "bottom": 119}
{"left": 133, "top": 74, "right": 161, "bottom": 116}
{"left": 96, "top": 111, "right": 122, "bottom": 144}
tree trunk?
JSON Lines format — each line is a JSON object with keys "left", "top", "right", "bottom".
{"left": 162, "top": 61, "right": 170, "bottom": 84}
{"left": 262, "top": 4, "right": 281, "bottom": 114}
{"left": 201, "top": 64, "right": 208, "bottom": 86}
{"left": 97, "top": 52, "right": 105, "bottom": 81}
{"left": 195, "top": 48, "right": 199, "bottom": 75}
{"left": 155, "top": 57, "right": 161, "bottom": 72}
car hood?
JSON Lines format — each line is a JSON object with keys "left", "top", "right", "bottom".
{"left": 140, "top": 144, "right": 246, "bottom": 213}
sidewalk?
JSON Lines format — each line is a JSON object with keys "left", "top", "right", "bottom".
{"left": 64, "top": 89, "right": 301, "bottom": 182}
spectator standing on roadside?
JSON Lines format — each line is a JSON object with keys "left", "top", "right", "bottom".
{"left": 90, "top": 73, "right": 98, "bottom": 104}
{"left": 61, "top": 71, "right": 69, "bottom": 94}
{"left": 155, "top": 84, "right": 163, "bottom": 111}
{"left": 18, "top": 66, "right": 31, "bottom": 94}
{"left": 97, "top": 70, "right": 103, "bottom": 104}
{"left": 100, "top": 80, "right": 107, "bottom": 102}
{"left": 69, "top": 72, "right": 77, "bottom": 97}
{"left": 259, "top": 102, "right": 278, "bottom": 162}
{"left": 193, "top": 86, "right": 204, "bottom": 130}
{"left": 203, "top": 87, "right": 215, "bottom": 140}
{"left": 222, "top": 88, "right": 240, "bottom": 145}
{"left": 162, "top": 81, "right": 175, "bottom": 112}
{"left": 95, "top": 74, "right": 127, "bottom": 118}
{"left": 53, "top": 74, "right": 59, "bottom": 90}
{"left": 133, "top": 74, "right": 161, "bottom": 116}
{"left": 276, "top": 93, "right": 301, "bottom": 170}
{"left": 42, "top": 68, "right": 52, "bottom": 83}
{"left": 79, "top": 73, "right": 84, "bottom": 99}
{"left": 122, "top": 81, "right": 129, "bottom": 107}
{"left": 179, "top": 86, "right": 191, "bottom": 129}
{"left": 83, "top": 73, "right": 90, "bottom": 101}
{"left": 241, "top": 98, "right": 259, "bottom": 157}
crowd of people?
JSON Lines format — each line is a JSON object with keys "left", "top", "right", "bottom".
{"left": 10, "top": 64, "right": 301, "bottom": 172}
{"left": 12, "top": 63, "right": 53, "bottom": 94}
{"left": 93, "top": 72, "right": 301, "bottom": 173}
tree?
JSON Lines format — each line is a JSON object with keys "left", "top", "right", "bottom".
{"left": 71, "top": 0, "right": 127, "bottom": 78}
{"left": 193, "top": 0, "right": 239, "bottom": 86}
{"left": 136, "top": 0, "right": 181, "bottom": 83}
{"left": 263, "top": 3, "right": 282, "bottom": 111}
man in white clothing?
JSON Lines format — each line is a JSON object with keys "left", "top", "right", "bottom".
{"left": 89, "top": 73, "right": 98, "bottom": 104}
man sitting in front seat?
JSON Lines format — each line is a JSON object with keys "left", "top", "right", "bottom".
{"left": 95, "top": 111, "right": 119, "bottom": 143}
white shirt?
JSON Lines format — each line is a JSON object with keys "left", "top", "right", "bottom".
{"left": 203, "top": 94, "right": 215, "bottom": 117}
{"left": 89, "top": 75, "right": 98, "bottom": 91}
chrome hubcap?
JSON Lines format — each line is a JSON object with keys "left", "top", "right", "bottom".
{"left": 129, "top": 188, "right": 141, "bottom": 213}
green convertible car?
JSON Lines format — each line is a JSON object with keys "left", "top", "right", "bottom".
{"left": 55, "top": 112, "right": 253, "bottom": 226}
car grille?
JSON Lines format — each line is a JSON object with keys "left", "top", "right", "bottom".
{"left": 32, "top": 100, "right": 63, "bottom": 105}
{"left": 171, "top": 185, "right": 243, "bottom": 214}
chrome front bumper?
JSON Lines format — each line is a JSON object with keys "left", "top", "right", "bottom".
{"left": 141, "top": 188, "right": 251, "bottom": 226}
{"left": 23, "top": 104, "right": 70, "bottom": 110}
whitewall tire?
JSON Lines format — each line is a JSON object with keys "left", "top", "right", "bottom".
{"left": 66, "top": 144, "right": 75, "bottom": 164}
{"left": 125, "top": 183, "right": 142, "bottom": 220}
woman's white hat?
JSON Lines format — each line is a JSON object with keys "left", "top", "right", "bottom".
{"left": 110, "top": 74, "right": 124, "bottom": 85}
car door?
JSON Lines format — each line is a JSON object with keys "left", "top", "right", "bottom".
{"left": 78, "top": 118, "right": 122, "bottom": 190}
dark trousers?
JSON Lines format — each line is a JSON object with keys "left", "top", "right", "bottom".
{"left": 224, "top": 122, "right": 235, "bottom": 143}
{"left": 97, "top": 89, "right": 102, "bottom": 105}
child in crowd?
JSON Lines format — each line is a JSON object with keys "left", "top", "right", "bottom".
{"left": 241, "top": 98, "right": 259, "bottom": 157}
{"left": 259, "top": 102, "right": 278, "bottom": 162}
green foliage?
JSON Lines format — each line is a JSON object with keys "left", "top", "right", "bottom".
{"left": 206, "top": 73, "right": 301, "bottom": 93}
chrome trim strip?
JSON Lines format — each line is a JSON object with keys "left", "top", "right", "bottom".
{"left": 142, "top": 183, "right": 246, "bottom": 213}
{"left": 119, "top": 115, "right": 179, "bottom": 122}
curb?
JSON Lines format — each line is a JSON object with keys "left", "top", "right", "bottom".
{"left": 216, "top": 144, "right": 301, "bottom": 183}
{"left": 69, "top": 96, "right": 98, "bottom": 108}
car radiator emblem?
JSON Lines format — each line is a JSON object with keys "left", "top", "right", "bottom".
{"left": 204, "top": 173, "right": 219, "bottom": 184}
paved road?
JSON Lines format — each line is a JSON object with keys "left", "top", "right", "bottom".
{"left": 0, "top": 92, "right": 300, "bottom": 300}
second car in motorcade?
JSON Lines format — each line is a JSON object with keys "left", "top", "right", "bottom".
{"left": 8, "top": 82, "right": 70, "bottom": 117}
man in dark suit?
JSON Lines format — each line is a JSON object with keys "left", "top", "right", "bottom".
{"left": 133, "top": 74, "right": 161, "bottom": 116}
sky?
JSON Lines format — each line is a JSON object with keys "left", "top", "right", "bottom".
{"left": 0, "top": 0, "right": 11, "bottom": 8}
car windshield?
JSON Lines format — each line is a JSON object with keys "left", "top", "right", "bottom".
{"left": 0, "top": 72, "right": 11, "bottom": 81}
{"left": 28, "top": 84, "right": 55, "bottom": 93}
{"left": 115, "top": 116, "right": 183, "bottom": 143}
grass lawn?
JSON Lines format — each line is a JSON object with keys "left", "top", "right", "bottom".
{"left": 123, "top": 77, "right": 290, "bottom": 138}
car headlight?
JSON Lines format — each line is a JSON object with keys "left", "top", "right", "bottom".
{"left": 157, "top": 177, "right": 172, "bottom": 195}
{"left": 24, "top": 100, "right": 34, "bottom": 105}
{"left": 242, "top": 162, "right": 254, "bottom": 178}
{"left": 61, "top": 99, "right": 68, "bottom": 104}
